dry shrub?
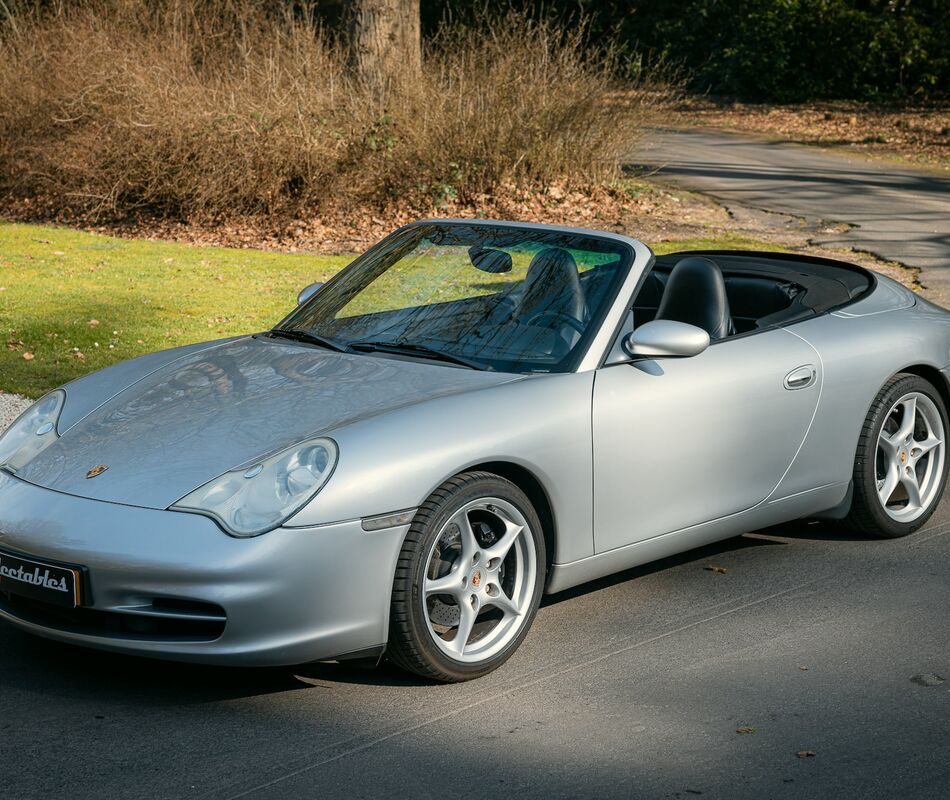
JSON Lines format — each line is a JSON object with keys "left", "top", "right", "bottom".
{"left": 381, "top": 19, "right": 656, "bottom": 204}
{"left": 0, "top": 1, "right": 669, "bottom": 222}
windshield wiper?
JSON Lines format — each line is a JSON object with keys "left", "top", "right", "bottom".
{"left": 267, "top": 329, "right": 349, "bottom": 353}
{"left": 348, "top": 340, "right": 486, "bottom": 370}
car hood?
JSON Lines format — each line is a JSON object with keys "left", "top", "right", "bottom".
{"left": 14, "top": 336, "right": 519, "bottom": 509}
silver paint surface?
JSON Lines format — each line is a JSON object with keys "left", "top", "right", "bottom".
{"left": 17, "top": 336, "right": 518, "bottom": 509}
{"left": 0, "top": 470, "right": 405, "bottom": 665}
{"left": 592, "top": 327, "right": 821, "bottom": 552}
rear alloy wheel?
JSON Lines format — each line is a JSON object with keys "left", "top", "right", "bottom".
{"left": 387, "top": 472, "right": 545, "bottom": 681}
{"left": 847, "top": 374, "right": 949, "bottom": 537}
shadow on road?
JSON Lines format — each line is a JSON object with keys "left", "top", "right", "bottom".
{"left": 542, "top": 532, "right": 785, "bottom": 605}
{"left": 0, "top": 620, "right": 444, "bottom": 702}
{"left": 0, "top": 630, "right": 314, "bottom": 702}
{"left": 754, "top": 518, "right": 868, "bottom": 542}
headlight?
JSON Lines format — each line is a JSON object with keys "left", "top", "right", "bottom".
{"left": 170, "top": 437, "right": 338, "bottom": 537}
{"left": 0, "top": 390, "right": 66, "bottom": 472}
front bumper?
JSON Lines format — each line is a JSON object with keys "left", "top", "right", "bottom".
{"left": 0, "top": 471, "right": 408, "bottom": 666}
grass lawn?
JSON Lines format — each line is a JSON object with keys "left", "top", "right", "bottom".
{"left": 0, "top": 222, "right": 781, "bottom": 397}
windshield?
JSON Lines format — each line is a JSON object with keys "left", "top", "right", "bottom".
{"left": 276, "top": 222, "right": 633, "bottom": 373}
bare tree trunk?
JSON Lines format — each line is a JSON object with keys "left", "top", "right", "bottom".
{"left": 348, "top": 0, "right": 421, "bottom": 95}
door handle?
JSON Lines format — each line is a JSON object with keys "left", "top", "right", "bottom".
{"left": 784, "top": 365, "right": 817, "bottom": 390}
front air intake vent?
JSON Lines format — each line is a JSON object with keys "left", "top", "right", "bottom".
{"left": 0, "top": 591, "right": 226, "bottom": 642}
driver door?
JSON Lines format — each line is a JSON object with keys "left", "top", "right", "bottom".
{"left": 592, "top": 327, "right": 821, "bottom": 552}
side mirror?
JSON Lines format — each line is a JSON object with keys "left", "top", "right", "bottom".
{"left": 297, "top": 282, "right": 324, "bottom": 305}
{"left": 622, "top": 320, "right": 710, "bottom": 359}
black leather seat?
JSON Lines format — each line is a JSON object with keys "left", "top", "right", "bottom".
{"left": 655, "top": 256, "right": 734, "bottom": 339}
{"left": 515, "top": 247, "right": 586, "bottom": 325}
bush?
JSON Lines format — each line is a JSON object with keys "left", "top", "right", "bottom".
{"left": 421, "top": 1, "right": 949, "bottom": 103}
{"left": 644, "top": 0, "right": 950, "bottom": 102}
{"left": 0, "top": 1, "right": 665, "bottom": 221}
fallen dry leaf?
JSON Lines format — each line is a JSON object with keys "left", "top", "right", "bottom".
{"left": 0, "top": 178, "right": 731, "bottom": 261}
{"left": 88, "top": 319, "right": 100, "bottom": 327}
{"left": 736, "top": 727, "right": 756, "bottom": 735}
{"left": 704, "top": 565, "right": 728, "bottom": 574}
{"left": 22, "top": 351, "right": 34, "bottom": 360}
{"left": 797, "top": 751, "right": 816, "bottom": 759}
{"left": 910, "top": 673, "right": 945, "bottom": 687}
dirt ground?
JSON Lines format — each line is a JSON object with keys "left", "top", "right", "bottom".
{"left": 2, "top": 173, "right": 916, "bottom": 292}
{"left": 666, "top": 97, "right": 950, "bottom": 172}
{"left": 3, "top": 180, "right": 723, "bottom": 255}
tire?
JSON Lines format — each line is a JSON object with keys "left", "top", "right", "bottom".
{"left": 845, "top": 373, "right": 949, "bottom": 538}
{"left": 387, "top": 471, "right": 546, "bottom": 682}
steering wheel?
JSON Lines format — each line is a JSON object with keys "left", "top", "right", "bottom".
{"left": 523, "top": 309, "right": 586, "bottom": 335}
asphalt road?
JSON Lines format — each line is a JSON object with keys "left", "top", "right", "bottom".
{"left": 634, "top": 128, "right": 950, "bottom": 305}
{"left": 1, "top": 506, "right": 948, "bottom": 799}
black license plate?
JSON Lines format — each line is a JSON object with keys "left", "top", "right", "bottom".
{"left": 0, "top": 550, "right": 82, "bottom": 608}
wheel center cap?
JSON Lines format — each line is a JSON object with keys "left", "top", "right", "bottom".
{"left": 470, "top": 569, "right": 482, "bottom": 589}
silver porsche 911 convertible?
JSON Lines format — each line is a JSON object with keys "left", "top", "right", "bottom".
{"left": 1, "top": 219, "right": 948, "bottom": 681}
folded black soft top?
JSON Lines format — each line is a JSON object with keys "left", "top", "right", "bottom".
{"left": 654, "top": 249, "right": 874, "bottom": 316}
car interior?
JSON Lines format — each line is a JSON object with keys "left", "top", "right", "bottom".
{"left": 631, "top": 251, "right": 874, "bottom": 338}
{"left": 492, "top": 247, "right": 874, "bottom": 349}
{"left": 323, "top": 244, "right": 628, "bottom": 372}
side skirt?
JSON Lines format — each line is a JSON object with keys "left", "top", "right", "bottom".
{"left": 545, "top": 482, "right": 849, "bottom": 594}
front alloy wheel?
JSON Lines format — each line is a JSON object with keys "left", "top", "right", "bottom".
{"left": 388, "top": 472, "right": 545, "bottom": 681}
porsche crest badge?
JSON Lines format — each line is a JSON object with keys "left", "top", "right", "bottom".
{"left": 86, "top": 464, "right": 109, "bottom": 479}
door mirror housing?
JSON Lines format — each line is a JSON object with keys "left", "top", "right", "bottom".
{"left": 622, "top": 320, "right": 711, "bottom": 359}
{"left": 297, "top": 282, "right": 324, "bottom": 305}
